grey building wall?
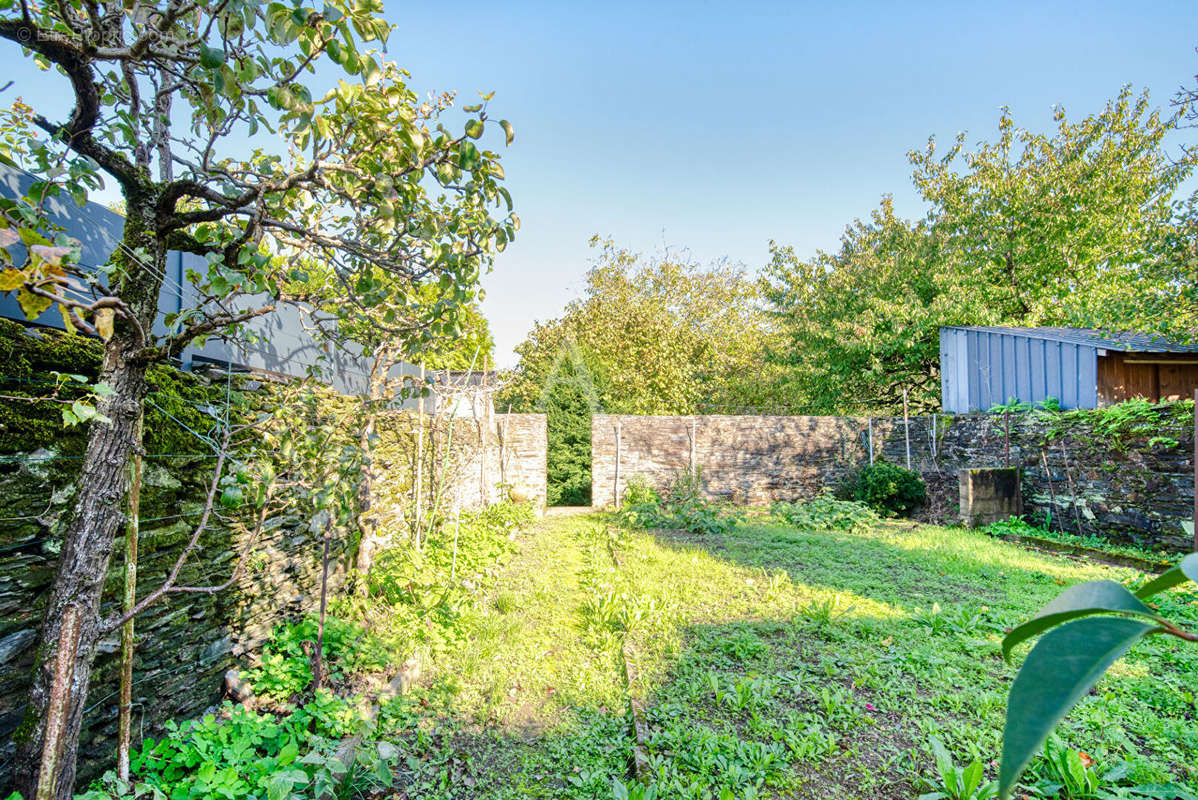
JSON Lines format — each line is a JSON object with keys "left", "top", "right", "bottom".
{"left": 940, "top": 327, "right": 1099, "bottom": 412}
{"left": 0, "top": 164, "right": 426, "bottom": 405}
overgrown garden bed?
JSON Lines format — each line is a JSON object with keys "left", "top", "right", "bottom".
{"left": 82, "top": 505, "right": 1198, "bottom": 799}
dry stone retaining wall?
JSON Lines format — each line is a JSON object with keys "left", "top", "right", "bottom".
{"left": 592, "top": 411, "right": 1195, "bottom": 552}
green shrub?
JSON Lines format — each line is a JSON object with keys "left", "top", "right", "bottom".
{"left": 244, "top": 616, "right": 389, "bottom": 702}
{"left": 617, "top": 468, "right": 742, "bottom": 535}
{"left": 838, "top": 462, "right": 926, "bottom": 517}
{"left": 772, "top": 492, "right": 879, "bottom": 533}
{"left": 622, "top": 474, "right": 659, "bottom": 507}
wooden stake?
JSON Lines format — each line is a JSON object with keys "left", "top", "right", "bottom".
{"left": 902, "top": 390, "right": 911, "bottom": 470}
{"left": 312, "top": 522, "right": 332, "bottom": 693}
{"left": 451, "top": 497, "right": 461, "bottom": 583}
{"left": 1058, "top": 441, "right": 1085, "bottom": 535}
{"left": 614, "top": 420, "right": 623, "bottom": 509}
{"left": 117, "top": 416, "right": 143, "bottom": 782}
{"left": 414, "top": 364, "right": 425, "bottom": 550}
{"left": 689, "top": 418, "right": 697, "bottom": 471}
{"left": 867, "top": 418, "right": 874, "bottom": 466}
{"left": 928, "top": 415, "right": 938, "bottom": 461}
{"left": 500, "top": 404, "right": 512, "bottom": 488}
{"left": 1003, "top": 411, "right": 1011, "bottom": 468}
{"left": 1040, "top": 449, "right": 1065, "bottom": 534}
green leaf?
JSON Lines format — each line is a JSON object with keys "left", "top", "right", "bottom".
{"left": 220, "top": 485, "right": 244, "bottom": 509}
{"left": 499, "top": 119, "right": 514, "bottom": 146}
{"left": 465, "top": 119, "right": 484, "bottom": 139}
{"left": 457, "top": 141, "right": 480, "bottom": 170}
{"left": 1134, "top": 553, "right": 1198, "bottom": 599}
{"left": 1001, "top": 580, "right": 1157, "bottom": 662}
{"left": 999, "top": 616, "right": 1158, "bottom": 800}
{"left": 199, "top": 44, "right": 226, "bottom": 69}
{"left": 277, "top": 738, "right": 298, "bottom": 766}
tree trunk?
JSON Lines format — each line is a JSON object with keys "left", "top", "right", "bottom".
{"left": 13, "top": 332, "right": 150, "bottom": 799}
{"left": 354, "top": 345, "right": 395, "bottom": 582}
{"left": 14, "top": 193, "right": 164, "bottom": 799}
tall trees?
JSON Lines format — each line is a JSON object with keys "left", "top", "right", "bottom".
{"left": 501, "top": 238, "right": 778, "bottom": 416}
{"left": 765, "top": 87, "right": 1198, "bottom": 413}
{"left": 0, "top": 1, "right": 514, "bottom": 794}
{"left": 762, "top": 198, "right": 947, "bottom": 413}
{"left": 909, "top": 87, "right": 1194, "bottom": 335}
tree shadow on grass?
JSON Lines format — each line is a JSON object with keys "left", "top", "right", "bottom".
{"left": 351, "top": 516, "right": 1198, "bottom": 799}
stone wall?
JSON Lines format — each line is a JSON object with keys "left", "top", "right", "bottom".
{"left": 0, "top": 413, "right": 351, "bottom": 789}
{"left": 0, "top": 322, "right": 547, "bottom": 790}
{"left": 438, "top": 413, "right": 548, "bottom": 511}
{"left": 592, "top": 409, "right": 1195, "bottom": 552}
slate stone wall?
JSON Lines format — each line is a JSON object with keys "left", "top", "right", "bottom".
{"left": 0, "top": 322, "right": 547, "bottom": 790}
{"left": 0, "top": 423, "right": 351, "bottom": 789}
{"left": 592, "top": 409, "right": 1195, "bottom": 551}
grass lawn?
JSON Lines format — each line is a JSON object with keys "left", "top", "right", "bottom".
{"left": 373, "top": 511, "right": 1198, "bottom": 799}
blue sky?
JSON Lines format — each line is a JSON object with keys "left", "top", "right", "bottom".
{"left": 7, "top": 2, "right": 1198, "bottom": 364}
{"left": 385, "top": 0, "right": 1198, "bottom": 365}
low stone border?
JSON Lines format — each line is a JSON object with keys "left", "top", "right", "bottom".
{"left": 997, "top": 533, "right": 1175, "bottom": 574}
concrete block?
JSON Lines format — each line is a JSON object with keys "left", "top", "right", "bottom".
{"left": 959, "top": 467, "right": 1022, "bottom": 527}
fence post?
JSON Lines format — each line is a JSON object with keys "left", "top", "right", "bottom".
{"left": 614, "top": 419, "right": 623, "bottom": 510}
{"left": 902, "top": 389, "right": 911, "bottom": 470}
{"left": 867, "top": 417, "right": 874, "bottom": 466}
{"left": 689, "top": 418, "right": 697, "bottom": 471}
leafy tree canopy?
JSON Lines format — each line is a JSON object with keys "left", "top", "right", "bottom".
{"left": 500, "top": 237, "right": 781, "bottom": 415}
{"left": 764, "top": 86, "right": 1198, "bottom": 414}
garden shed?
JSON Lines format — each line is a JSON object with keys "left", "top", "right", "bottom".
{"left": 939, "top": 325, "right": 1198, "bottom": 412}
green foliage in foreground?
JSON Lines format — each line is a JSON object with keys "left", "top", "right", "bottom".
{"left": 70, "top": 509, "right": 1198, "bottom": 800}
{"left": 837, "top": 461, "right": 927, "bottom": 517}
{"left": 79, "top": 626, "right": 395, "bottom": 800}
{"left": 999, "top": 553, "right": 1198, "bottom": 799}
{"left": 244, "top": 616, "right": 390, "bottom": 703}
{"left": 79, "top": 700, "right": 397, "bottom": 800}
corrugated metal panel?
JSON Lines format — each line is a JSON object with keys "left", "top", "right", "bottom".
{"left": 966, "top": 330, "right": 981, "bottom": 411}
{"left": 939, "top": 326, "right": 1101, "bottom": 411}
{"left": 1060, "top": 342, "right": 1077, "bottom": 407}
{"left": 954, "top": 329, "right": 969, "bottom": 412}
{"left": 943, "top": 325, "right": 1198, "bottom": 354}
{"left": 939, "top": 329, "right": 953, "bottom": 412}
{"left": 1014, "top": 335, "right": 1031, "bottom": 401}
{"left": 1078, "top": 348, "right": 1098, "bottom": 407}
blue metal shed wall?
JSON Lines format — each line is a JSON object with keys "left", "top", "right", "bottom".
{"left": 940, "top": 327, "right": 1098, "bottom": 412}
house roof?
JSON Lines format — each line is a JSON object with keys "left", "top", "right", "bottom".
{"left": 941, "top": 325, "right": 1198, "bottom": 354}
